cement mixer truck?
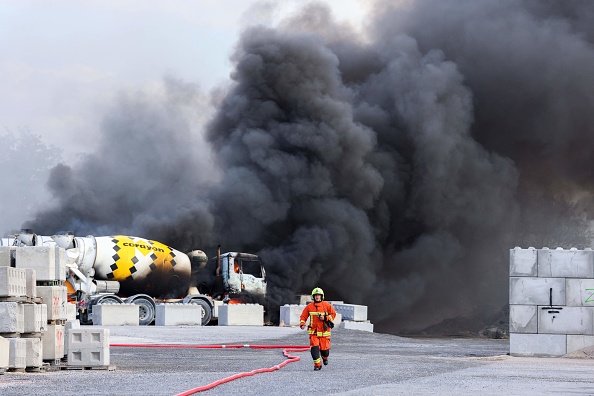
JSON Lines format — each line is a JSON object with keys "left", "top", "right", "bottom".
{"left": 2, "top": 231, "right": 267, "bottom": 325}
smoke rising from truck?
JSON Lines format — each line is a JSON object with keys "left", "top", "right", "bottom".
{"left": 24, "top": 1, "right": 594, "bottom": 332}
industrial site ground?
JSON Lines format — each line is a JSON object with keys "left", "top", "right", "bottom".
{"left": 2, "top": 326, "right": 594, "bottom": 395}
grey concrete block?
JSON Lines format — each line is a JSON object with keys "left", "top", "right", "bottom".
{"left": 510, "top": 247, "right": 538, "bottom": 276}
{"left": 509, "top": 333, "right": 567, "bottom": 356}
{"left": 93, "top": 304, "right": 139, "bottom": 326}
{"left": 213, "top": 300, "right": 223, "bottom": 318}
{"left": 340, "top": 320, "right": 374, "bottom": 332}
{"left": 8, "top": 338, "right": 26, "bottom": 369}
{"left": 23, "top": 303, "right": 45, "bottom": 333}
{"left": 0, "top": 266, "right": 27, "bottom": 297}
{"left": 67, "top": 328, "right": 109, "bottom": 350}
{"left": 25, "top": 268, "right": 36, "bottom": 298}
{"left": 0, "top": 246, "right": 15, "bottom": 267}
{"left": 566, "top": 279, "right": 594, "bottom": 307}
{"left": 36, "top": 285, "right": 67, "bottom": 320}
{"left": 218, "top": 304, "right": 264, "bottom": 326}
{"left": 24, "top": 338, "right": 42, "bottom": 368}
{"left": 0, "top": 336, "right": 9, "bottom": 369}
{"left": 509, "top": 305, "right": 538, "bottom": 333}
{"left": 332, "top": 303, "right": 368, "bottom": 321}
{"left": 567, "top": 335, "right": 594, "bottom": 354}
{"left": 279, "top": 304, "right": 306, "bottom": 326}
{"left": 15, "top": 246, "right": 57, "bottom": 281}
{"left": 538, "top": 306, "right": 594, "bottom": 335}
{"left": 55, "top": 247, "right": 66, "bottom": 281}
{"left": 509, "top": 277, "right": 565, "bottom": 305}
{"left": 538, "top": 248, "right": 594, "bottom": 278}
{"left": 0, "top": 302, "right": 24, "bottom": 333}
{"left": 66, "top": 302, "right": 77, "bottom": 321}
{"left": 42, "top": 324, "right": 64, "bottom": 360}
{"left": 67, "top": 347, "right": 110, "bottom": 367}
{"left": 155, "top": 304, "right": 202, "bottom": 326}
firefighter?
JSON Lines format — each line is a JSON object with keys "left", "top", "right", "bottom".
{"left": 300, "top": 287, "right": 337, "bottom": 371}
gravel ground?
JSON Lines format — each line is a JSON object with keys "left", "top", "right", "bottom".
{"left": 1, "top": 325, "right": 593, "bottom": 395}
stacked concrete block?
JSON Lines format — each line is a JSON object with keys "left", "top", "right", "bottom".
{"left": 340, "top": 320, "right": 374, "bottom": 332}
{"left": 509, "top": 246, "right": 594, "bottom": 356}
{"left": 0, "top": 246, "right": 15, "bottom": 267}
{"left": 0, "top": 302, "right": 24, "bottom": 333}
{"left": 15, "top": 246, "right": 57, "bottom": 281}
{"left": 66, "top": 328, "right": 110, "bottom": 367}
{"left": 155, "top": 303, "right": 202, "bottom": 326}
{"left": 332, "top": 303, "right": 373, "bottom": 332}
{"left": 0, "top": 267, "right": 27, "bottom": 297}
{"left": 218, "top": 304, "right": 264, "bottom": 326}
{"left": 25, "top": 268, "right": 36, "bottom": 299}
{"left": 42, "top": 323, "right": 64, "bottom": 360}
{"left": 8, "top": 338, "right": 26, "bottom": 370}
{"left": 0, "top": 336, "right": 8, "bottom": 371}
{"left": 23, "top": 303, "right": 47, "bottom": 333}
{"left": 24, "top": 338, "right": 43, "bottom": 369}
{"left": 36, "top": 285, "right": 68, "bottom": 320}
{"left": 66, "top": 302, "right": 77, "bottom": 321}
{"left": 93, "top": 303, "right": 139, "bottom": 326}
{"left": 279, "top": 304, "right": 306, "bottom": 326}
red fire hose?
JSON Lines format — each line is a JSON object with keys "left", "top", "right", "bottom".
{"left": 110, "top": 343, "right": 310, "bottom": 395}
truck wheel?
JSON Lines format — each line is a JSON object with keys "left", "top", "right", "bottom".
{"left": 131, "top": 297, "right": 156, "bottom": 326}
{"left": 189, "top": 299, "right": 212, "bottom": 325}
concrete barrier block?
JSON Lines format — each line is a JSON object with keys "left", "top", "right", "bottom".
{"left": 0, "top": 336, "right": 9, "bottom": 369}
{"left": 333, "top": 303, "right": 368, "bottom": 321}
{"left": 509, "top": 277, "right": 565, "bottom": 305}
{"left": 538, "top": 306, "right": 594, "bottom": 335}
{"left": 510, "top": 247, "right": 538, "bottom": 276}
{"left": 8, "top": 338, "right": 26, "bottom": 369}
{"left": 213, "top": 300, "right": 223, "bottom": 318}
{"left": 340, "top": 320, "right": 374, "bottom": 332}
{"left": 25, "top": 268, "right": 36, "bottom": 298}
{"left": 23, "top": 303, "right": 45, "bottom": 333}
{"left": 510, "top": 333, "right": 567, "bottom": 356}
{"left": 0, "top": 246, "right": 15, "bottom": 267}
{"left": 538, "top": 248, "right": 594, "bottom": 278}
{"left": 155, "top": 304, "right": 202, "bottom": 326}
{"left": 42, "top": 324, "right": 64, "bottom": 360}
{"left": 566, "top": 279, "right": 594, "bottom": 307}
{"left": 15, "top": 246, "right": 57, "bottom": 281}
{"left": 218, "top": 304, "right": 264, "bottom": 326}
{"left": 279, "top": 304, "right": 306, "bottom": 326}
{"left": 567, "top": 335, "right": 594, "bottom": 354}
{"left": 0, "top": 302, "right": 24, "bottom": 333}
{"left": 36, "top": 285, "right": 67, "bottom": 320}
{"left": 67, "top": 346, "right": 110, "bottom": 367}
{"left": 24, "top": 338, "right": 42, "bottom": 368}
{"left": 55, "top": 247, "right": 66, "bottom": 281}
{"left": 509, "top": 305, "right": 538, "bottom": 333}
{"left": 67, "top": 328, "right": 109, "bottom": 350}
{"left": 93, "top": 303, "right": 139, "bottom": 326}
{"left": 66, "top": 302, "right": 76, "bottom": 321}
{"left": 0, "top": 267, "right": 27, "bottom": 297}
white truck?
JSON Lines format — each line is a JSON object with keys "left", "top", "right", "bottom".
{"left": 1, "top": 231, "right": 267, "bottom": 325}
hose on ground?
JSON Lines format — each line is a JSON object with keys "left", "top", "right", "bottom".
{"left": 110, "top": 343, "right": 310, "bottom": 395}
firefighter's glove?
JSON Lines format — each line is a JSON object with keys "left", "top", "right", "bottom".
{"left": 318, "top": 314, "right": 326, "bottom": 321}
{"left": 300, "top": 324, "right": 306, "bottom": 330}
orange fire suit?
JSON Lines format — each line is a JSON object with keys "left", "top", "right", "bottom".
{"left": 300, "top": 300, "right": 337, "bottom": 369}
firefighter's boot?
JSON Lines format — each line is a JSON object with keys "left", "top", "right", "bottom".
{"left": 311, "top": 346, "right": 322, "bottom": 371}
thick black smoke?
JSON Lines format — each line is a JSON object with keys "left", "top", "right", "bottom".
{"left": 25, "top": 1, "right": 594, "bottom": 332}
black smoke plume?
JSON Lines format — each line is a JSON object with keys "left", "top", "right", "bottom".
{"left": 25, "top": 1, "right": 594, "bottom": 332}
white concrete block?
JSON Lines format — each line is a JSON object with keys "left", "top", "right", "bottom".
{"left": 0, "top": 302, "right": 24, "bottom": 333}
{"left": 538, "top": 248, "right": 594, "bottom": 278}
{"left": 340, "top": 320, "right": 374, "bottom": 332}
{"left": 567, "top": 335, "right": 594, "bottom": 354}
{"left": 213, "top": 300, "right": 223, "bottom": 318}
{"left": 68, "top": 347, "right": 110, "bottom": 367}
{"left": 218, "top": 304, "right": 264, "bottom": 326}
{"left": 155, "top": 304, "right": 202, "bottom": 326}
{"left": 42, "top": 324, "right": 64, "bottom": 360}
{"left": 66, "top": 302, "right": 77, "bottom": 321}
{"left": 40, "top": 304, "right": 47, "bottom": 331}
{"left": 509, "top": 305, "right": 538, "bottom": 333}
{"left": 509, "top": 277, "right": 565, "bottom": 305}
{"left": 279, "top": 304, "right": 307, "bottom": 326}
{"left": 15, "top": 246, "right": 57, "bottom": 281}
{"left": 36, "top": 285, "right": 67, "bottom": 320}
{"left": 0, "top": 336, "right": 9, "bottom": 369}
{"left": 0, "top": 246, "right": 15, "bottom": 267}
{"left": 25, "top": 268, "right": 36, "bottom": 298}
{"left": 23, "top": 303, "right": 45, "bottom": 333}
{"left": 510, "top": 247, "right": 538, "bottom": 276}
{"left": 538, "top": 306, "right": 594, "bottom": 335}
{"left": 55, "top": 247, "right": 66, "bottom": 281}
{"left": 566, "top": 279, "right": 594, "bottom": 307}
{"left": 509, "top": 333, "right": 567, "bottom": 356}
{"left": 333, "top": 303, "right": 367, "bottom": 321}
{"left": 67, "top": 328, "right": 109, "bottom": 350}
{"left": 299, "top": 295, "right": 312, "bottom": 305}
{"left": 93, "top": 303, "right": 139, "bottom": 326}
{"left": 0, "top": 266, "right": 27, "bottom": 297}
{"left": 8, "top": 338, "right": 26, "bottom": 369}
{"left": 24, "top": 338, "right": 42, "bottom": 368}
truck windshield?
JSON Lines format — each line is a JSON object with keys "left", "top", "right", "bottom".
{"left": 241, "top": 259, "right": 262, "bottom": 278}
